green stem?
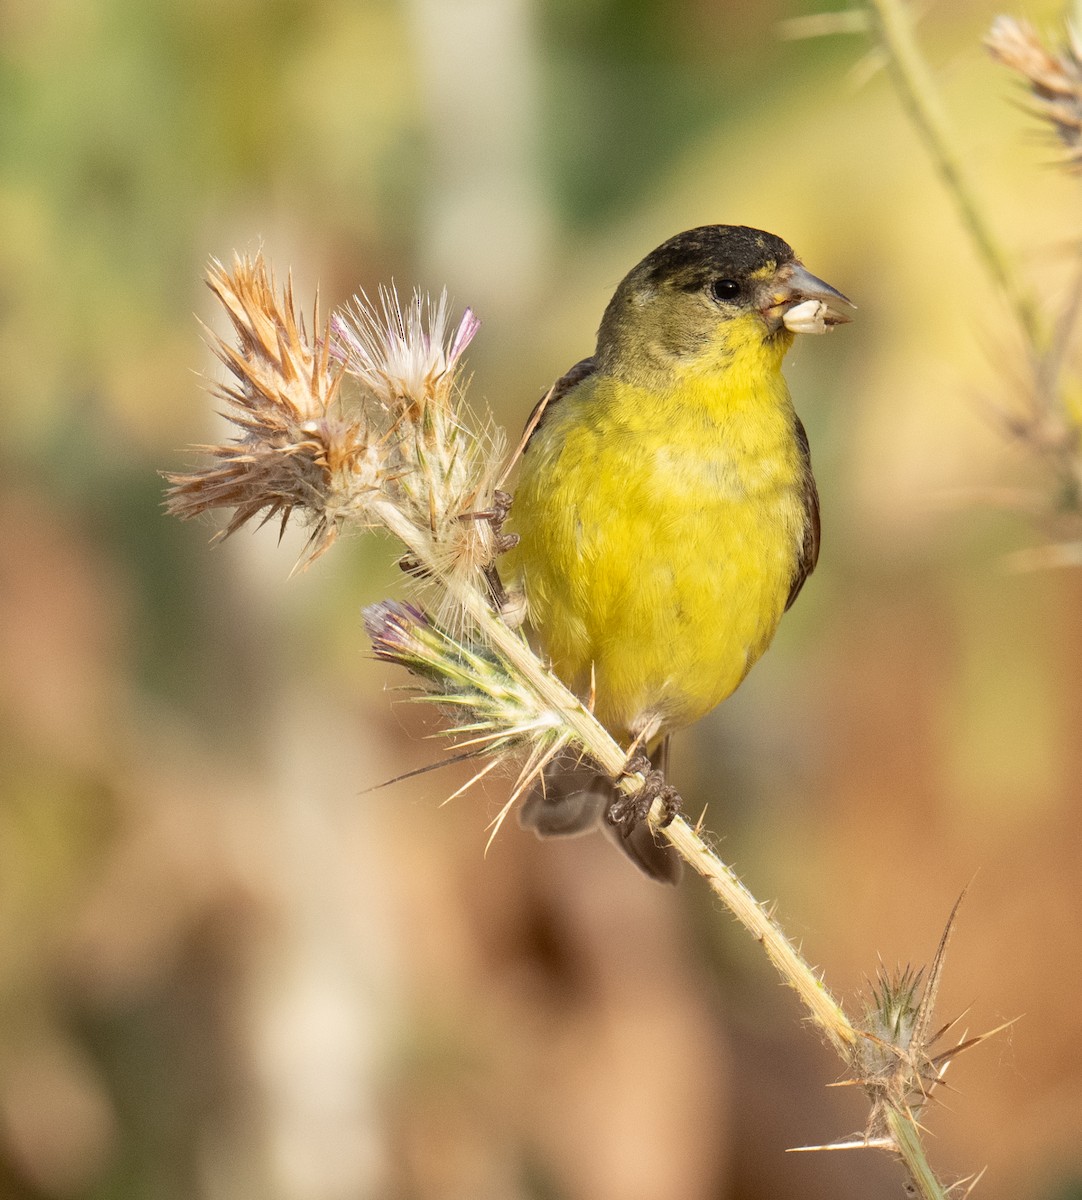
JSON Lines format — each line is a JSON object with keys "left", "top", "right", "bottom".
{"left": 866, "top": 0, "right": 1044, "bottom": 348}
{"left": 886, "top": 1107, "right": 950, "bottom": 1200}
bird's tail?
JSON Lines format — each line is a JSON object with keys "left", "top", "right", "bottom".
{"left": 518, "top": 742, "right": 681, "bottom": 884}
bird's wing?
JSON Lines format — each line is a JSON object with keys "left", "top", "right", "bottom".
{"left": 519, "top": 748, "right": 682, "bottom": 884}
{"left": 523, "top": 356, "right": 598, "bottom": 451}
{"left": 785, "top": 412, "right": 820, "bottom": 611}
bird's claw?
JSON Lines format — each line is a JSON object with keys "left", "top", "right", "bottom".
{"left": 398, "top": 553, "right": 430, "bottom": 579}
{"left": 489, "top": 488, "right": 513, "bottom": 530}
{"left": 607, "top": 753, "right": 680, "bottom": 836}
{"left": 487, "top": 491, "right": 519, "bottom": 555}
{"left": 459, "top": 489, "right": 517, "bottom": 554}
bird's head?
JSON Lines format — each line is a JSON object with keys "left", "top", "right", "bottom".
{"left": 595, "top": 225, "right": 852, "bottom": 381}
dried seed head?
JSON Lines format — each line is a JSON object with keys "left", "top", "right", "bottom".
{"left": 164, "top": 254, "right": 385, "bottom": 565}
{"left": 987, "top": 16, "right": 1082, "bottom": 168}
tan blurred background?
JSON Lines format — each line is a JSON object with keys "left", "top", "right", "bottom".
{"left": 2, "top": 0, "right": 1081, "bottom": 1197}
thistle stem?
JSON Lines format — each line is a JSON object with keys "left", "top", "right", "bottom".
{"left": 886, "top": 1108, "right": 950, "bottom": 1200}
{"left": 373, "top": 499, "right": 959, "bottom": 1194}
{"left": 370, "top": 497, "right": 858, "bottom": 1056}
{"left": 651, "top": 810, "right": 858, "bottom": 1055}
{"left": 865, "top": 0, "right": 1044, "bottom": 349}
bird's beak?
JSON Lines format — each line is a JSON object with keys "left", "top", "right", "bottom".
{"left": 760, "top": 261, "right": 854, "bottom": 335}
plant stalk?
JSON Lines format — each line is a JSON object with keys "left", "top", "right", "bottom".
{"left": 373, "top": 502, "right": 958, "bottom": 1194}
{"left": 886, "top": 1107, "right": 950, "bottom": 1200}
{"left": 651, "top": 809, "right": 858, "bottom": 1055}
{"left": 371, "top": 497, "right": 859, "bottom": 1056}
{"left": 865, "top": 0, "right": 1044, "bottom": 348}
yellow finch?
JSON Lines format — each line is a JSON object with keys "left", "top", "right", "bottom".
{"left": 506, "top": 225, "right": 851, "bottom": 881}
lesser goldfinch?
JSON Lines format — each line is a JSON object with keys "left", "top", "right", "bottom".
{"left": 506, "top": 225, "right": 851, "bottom": 882}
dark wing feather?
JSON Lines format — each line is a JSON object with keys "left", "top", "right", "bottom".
{"left": 523, "top": 356, "right": 597, "bottom": 451}
{"left": 520, "top": 747, "right": 682, "bottom": 884}
{"left": 785, "top": 413, "right": 820, "bottom": 611}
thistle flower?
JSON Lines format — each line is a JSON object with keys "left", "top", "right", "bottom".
{"left": 332, "top": 290, "right": 505, "bottom": 609}
{"left": 332, "top": 287, "right": 480, "bottom": 414}
{"left": 364, "top": 599, "right": 573, "bottom": 847}
{"left": 987, "top": 16, "right": 1082, "bottom": 168}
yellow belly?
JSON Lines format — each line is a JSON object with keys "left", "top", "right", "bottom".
{"left": 508, "top": 368, "right": 806, "bottom": 742}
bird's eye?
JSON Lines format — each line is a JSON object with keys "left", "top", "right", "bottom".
{"left": 710, "top": 278, "right": 741, "bottom": 302}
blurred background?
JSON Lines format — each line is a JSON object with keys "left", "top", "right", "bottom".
{"left": 2, "top": 0, "right": 1081, "bottom": 1197}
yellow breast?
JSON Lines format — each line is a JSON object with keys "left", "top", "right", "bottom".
{"left": 508, "top": 336, "right": 807, "bottom": 743}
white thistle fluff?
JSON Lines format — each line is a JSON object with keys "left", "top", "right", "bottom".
{"left": 331, "top": 287, "right": 480, "bottom": 409}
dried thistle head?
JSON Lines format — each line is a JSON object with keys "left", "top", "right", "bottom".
{"left": 165, "top": 256, "right": 506, "bottom": 594}
{"left": 987, "top": 16, "right": 1082, "bottom": 168}
{"left": 164, "top": 254, "right": 385, "bottom": 565}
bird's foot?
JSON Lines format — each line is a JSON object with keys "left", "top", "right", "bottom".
{"left": 449, "top": 489, "right": 519, "bottom": 611}
{"left": 459, "top": 489, "right": 519, "bottom": 554}
{"left": 607, "top": 753, "right": 681, "bottom": 836}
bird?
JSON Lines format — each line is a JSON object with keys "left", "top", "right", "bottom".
{"left": 503, "top": 225, "right": 851, "bottom": 883}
